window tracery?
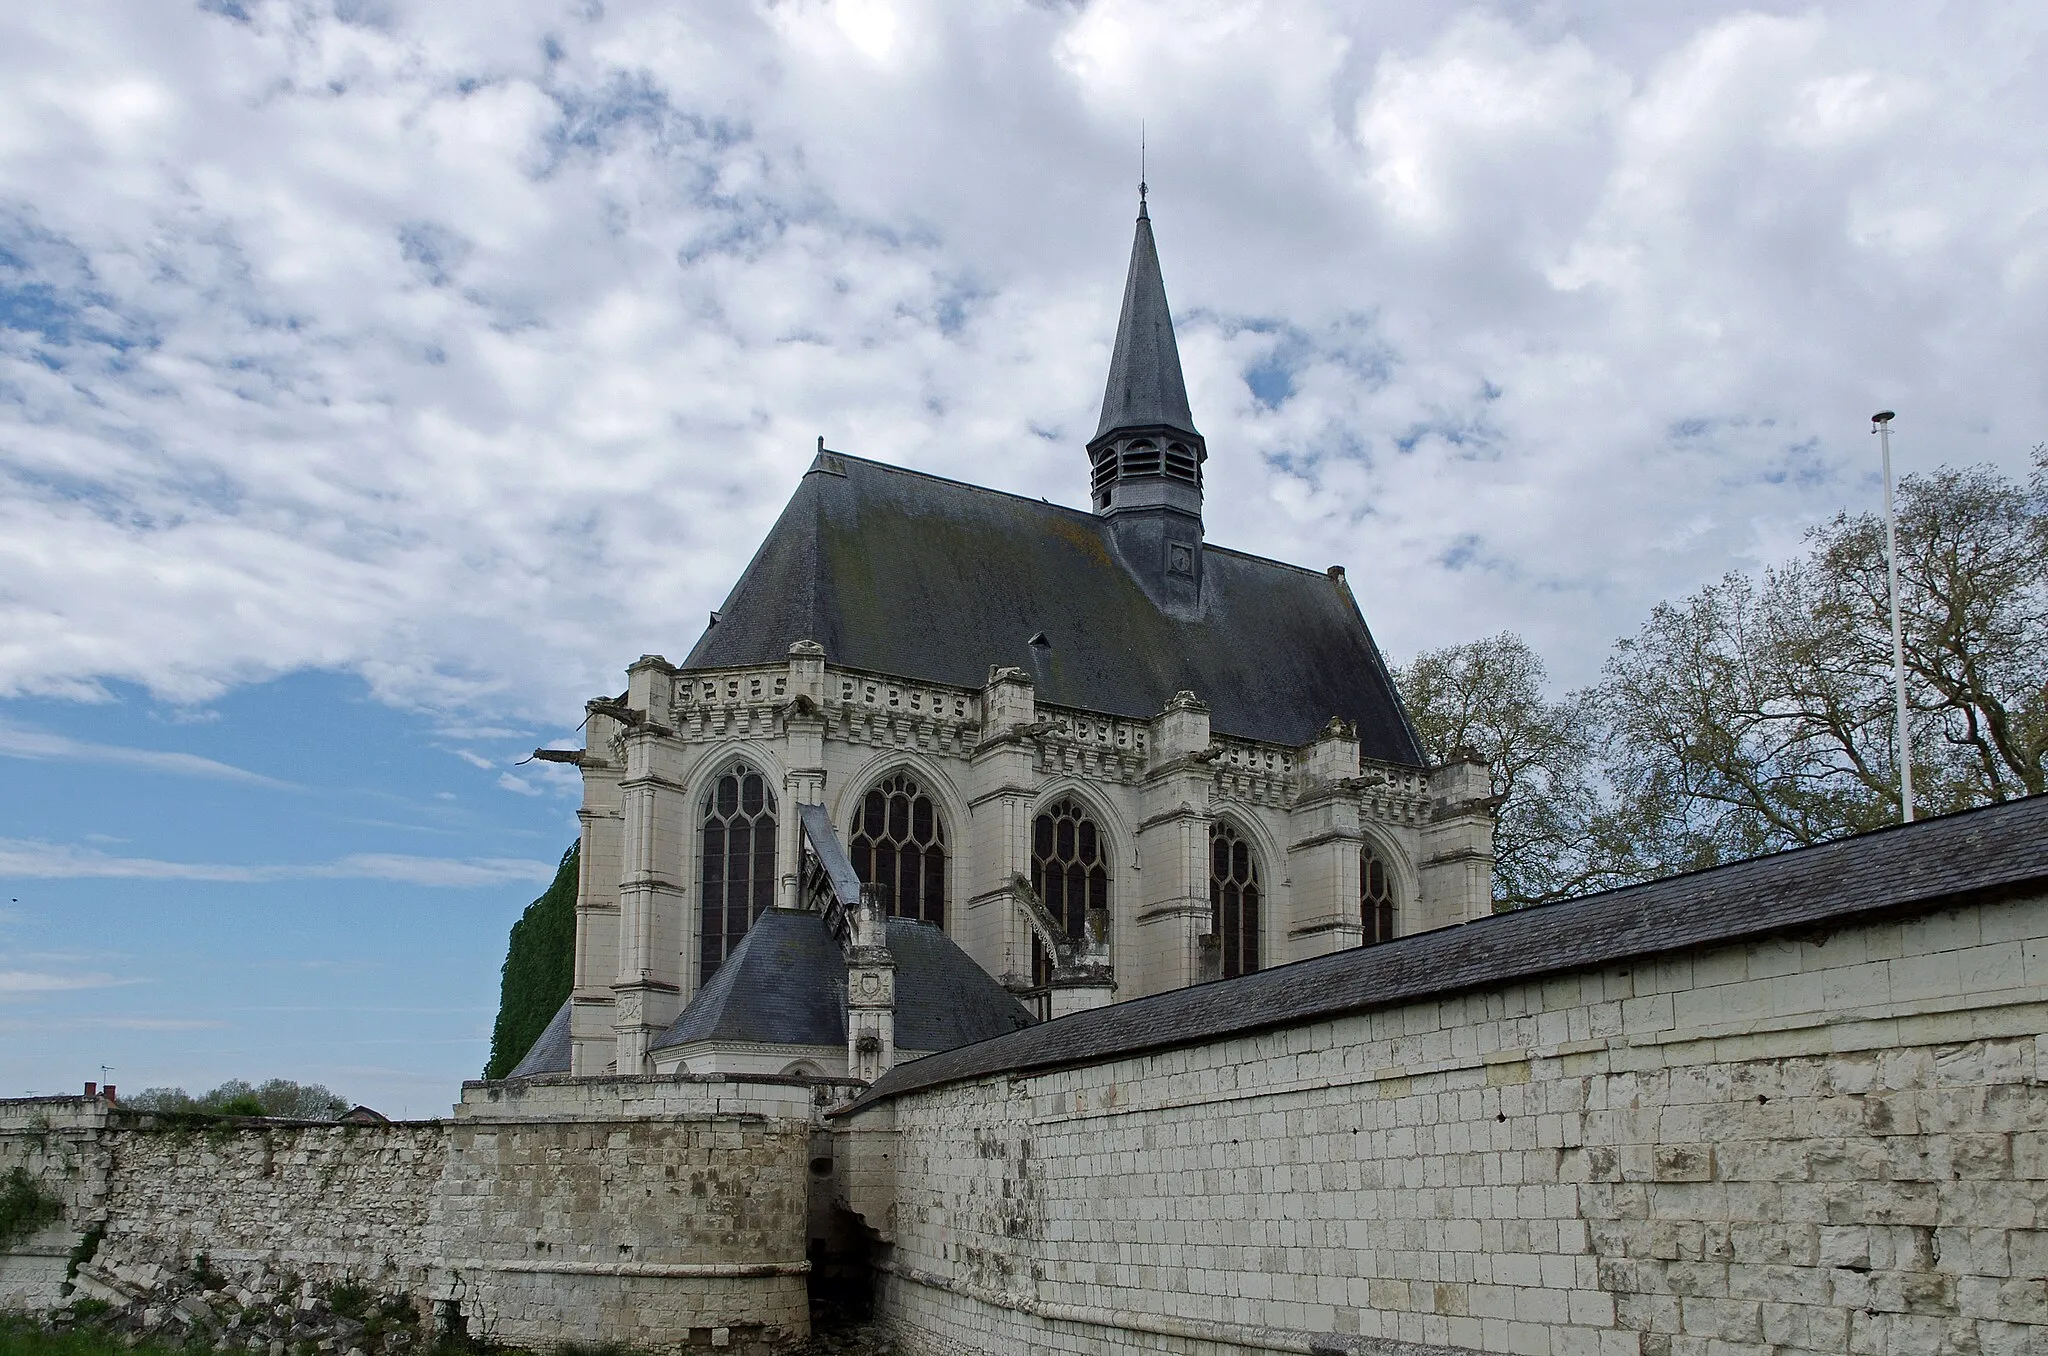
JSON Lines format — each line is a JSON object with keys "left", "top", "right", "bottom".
{"left": 699, "top": 762, "right": 777, "bottom": 985}
{"left": 1209, "top": 820, "right": 1261, "bottom": 979}
{"left": 849, "top": 770, "right": 947, "bottom": 927}
{"left": 1361, "top": 843, "right": 1395, "bottom": 946}
{"left": 1030, "top": 797, "right": 1110, "bottom": 984}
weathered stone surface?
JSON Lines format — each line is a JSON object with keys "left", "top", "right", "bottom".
{"left": 838, "top": 886, "right": 2048, "bottom": 1356}
{"left": 2, "top": 1076, "right": 817, "bottom": 1354}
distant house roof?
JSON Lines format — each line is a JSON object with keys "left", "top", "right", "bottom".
{"left": 650, "top": 909, "right": 1037, "bottom": 1055}
{"left": 338, "top": 1105, "right": 389, "bottom": 1125}
{"left": 506, "top": 999, "right": 572, "bottom": 1078}
{"left": 836, "top": 794, "right": 2048, "bottom": 1115}
{"left": 681, "top": 452, "right": 1424, "bottom": 758}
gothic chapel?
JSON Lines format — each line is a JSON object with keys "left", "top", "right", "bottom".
{"left": 510, "top": 193, "right": 1497, "bottom": 1084}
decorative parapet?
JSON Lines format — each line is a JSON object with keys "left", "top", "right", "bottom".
{"left": 1207, "top": 735, "right": 1297, "bottom": 807}
{"left": 1357, "top": 757, "right": 1432, "bottom": 827}
{"left": 1030, "top": 702, "right": 1151, "bottom": 783}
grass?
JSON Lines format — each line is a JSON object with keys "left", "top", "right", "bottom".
{"left": 0, "top": 1316, "right": 191, "bottom": 1356}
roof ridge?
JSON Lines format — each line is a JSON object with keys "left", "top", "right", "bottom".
{"left": 812, "top": 449, "right": 1100, "bottom": 521}
{"left": 814, "top": 450, "right": 1345, "bottom": 580}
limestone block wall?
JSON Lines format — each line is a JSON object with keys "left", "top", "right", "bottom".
{"left": 442, "top": 1075, "right": 813, "bottom": 1352}
{"left": 3, "top": 1075, "right": 819, "bottom": 1354}
{"left": 0, "top": 1097, "right": 112, "bottom": 1310}
{"left": 844, "top": 887, "right": 2048, "bottom": 1356}
{"left": 97, "top": 1120, "right": 448, "bottom": 1292}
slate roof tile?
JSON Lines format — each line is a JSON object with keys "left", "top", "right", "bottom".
{"left": 681, "top": 453, "right": 1423, "bottom": 758}
{"left": 649, "top": 909, "right": 1035, "bottom": 1054}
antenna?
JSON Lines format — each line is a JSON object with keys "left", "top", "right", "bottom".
{"left": 1139, "top": 122, "right": 1148, "bottom": 212}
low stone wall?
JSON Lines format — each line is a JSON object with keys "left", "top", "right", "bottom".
{"left": 442, "top": 1076, "right": 814, "bottom": 1352}
{"left": 0, "top": 1097, "right": 110, "bottom": 1311}
{"left": 3, "top": 1074, "right": 821, "bottom": 1353}
{"left": 838, "top": 888, "right": 2048, "bottom": 1356}
{"left": 104, "top": 1120, "right": 448, "bottom": 1292}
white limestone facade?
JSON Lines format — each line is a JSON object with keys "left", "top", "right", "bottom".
{"left": 566, "top": 644, "right": 1496, "bottom": 1079}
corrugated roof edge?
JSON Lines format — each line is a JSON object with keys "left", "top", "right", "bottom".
{"left": 832, "top": 794, "right": 2048, "bottom": 1117}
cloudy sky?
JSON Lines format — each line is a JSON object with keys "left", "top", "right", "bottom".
{"left": 4, "top": 0, "right": 2043, "bottom": 1110}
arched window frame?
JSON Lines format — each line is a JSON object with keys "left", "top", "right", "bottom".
{"left": 1208, "top": 818, "right": 1263, "bottom": 979}
{"left": 697, "top": 758, "right": 778, "bottom": 985}
{"left": 1028, "top": 793, "right": 1114, "bottom": 984}
{"left": 1360, "top": 839, "right": 1397, "bottom": 946}
{"left": 846, "top": 768, "right": 950, "bottom": 928}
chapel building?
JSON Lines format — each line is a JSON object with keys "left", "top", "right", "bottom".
{"left": 525, "top": 193, "right": 1497, "bottom": 1084}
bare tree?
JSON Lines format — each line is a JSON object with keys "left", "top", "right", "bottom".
{"left": 1601, "top": 458, "right": 2046, "bottom": 870}
{"left": 1397, "top": 634, "right": 1637, "bottom": 908}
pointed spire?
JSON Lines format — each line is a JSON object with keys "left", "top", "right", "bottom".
{"left": 1094, "top": 193, "right": 1198, "bottom": 441}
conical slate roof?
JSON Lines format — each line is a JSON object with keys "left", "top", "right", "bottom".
{"left": 505, "top": 999, "right": 572, "bottom": 1078}
{"left": 1094, "top": 197, "right": 1198, "bottom": 441}
{"left": 649, "top": 910, "right": 1036, "bottom": 1054}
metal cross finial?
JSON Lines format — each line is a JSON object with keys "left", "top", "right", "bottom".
{"left": 1139, "top": 122, "right": 1148, "bottom": 216}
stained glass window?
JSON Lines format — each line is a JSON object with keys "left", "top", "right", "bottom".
{"left": 699, "top": 762, "right": 777, "bottom": 984}
{"left": 1209, "top": 820, "right": 1261, "bottom": 979}
{"left": 849, "top": 771, "right": 947, "bottom": 927}
{"left": 1361, "top": 843, "right": 1395, "bottom": 946}
{"left": 1030, "top": 798, "right": 1110, "bottom": 983}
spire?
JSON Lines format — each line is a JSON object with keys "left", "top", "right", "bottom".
{"left": 1094, "top": 193, "right": 1198, "bottom": 442}
{"left": 1086, "top": 190, "right": 1207, "bottom": 614}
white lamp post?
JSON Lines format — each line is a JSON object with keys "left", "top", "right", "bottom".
{"left": 1872, "top": 410, "right": 1913, "bottom": 823}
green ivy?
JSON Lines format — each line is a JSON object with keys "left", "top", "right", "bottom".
{"left": 0, "top": 1166, "right": 62, "bottom": 1246}
{"left": 483, "top": 842, "right": 579, "bottom": 1080}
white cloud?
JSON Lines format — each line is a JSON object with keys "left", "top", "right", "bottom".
{"left": 0, "top": 969, "right": 140, "bottom": 994}
{"left": 450, "top": 748, "right": 496, "bottom": 770}
{"left": 0, "top": 838, "right": 554, "bottom": 887}
{"left": 495, "top": 771, "right": 542, "bottom": 796}
{"left": 0, "top": 721, "right": 295, "bottom": 788}
{"left": 0, "top": 0, "right": 2040, "bottom": 720}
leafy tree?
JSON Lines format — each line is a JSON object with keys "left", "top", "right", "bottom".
{"left": 1602, "top": 459, "right": 2046, "bottom": 870}
{"left": 484, "top": 842, "right": 579, "bottom": 1080}
{"left": 1396, "top": 634, "right": 1638, "bottom": 908}
{"left": 123, "top": 1079, "right": 348, "bottom": 1119}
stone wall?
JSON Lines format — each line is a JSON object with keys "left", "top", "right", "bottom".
{"left": 838, "top": 887, "right": 2048, "bottom": 1356}
{"left": 0, "top": 1097, "right": 111, "bottom": 1311}
{"left": 3, "top": 1075, "right": 818, "bottom": 1353}
{"left": 98, "top": 1118, "right": 447, "bottom": 1293}
{"left": 442, "top": 1076, "right": 813, "bottom": 1352}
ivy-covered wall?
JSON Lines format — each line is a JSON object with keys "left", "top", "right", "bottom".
{"left": 483, "top": 843, "right": 577, "bottom": 1080}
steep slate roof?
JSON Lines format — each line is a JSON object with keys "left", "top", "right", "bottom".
{"left": 835, "top": 794, "right": 2048, "bottom": 1115}
{"left": 681, "top": 453, "right": 1423, "bottom": 758}
{"left": 650, "top": 909, "right": 1036, "bottom": 1054}
{"left": 506, "top": 999, "right": 572, "bottom": 1078}
{"left": 1095, "top": 199, "right": 1199, "bottom": 441}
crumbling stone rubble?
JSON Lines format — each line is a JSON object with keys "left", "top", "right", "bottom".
{"left": 46, "top": 1256, "right": 425, "bottom": 1356}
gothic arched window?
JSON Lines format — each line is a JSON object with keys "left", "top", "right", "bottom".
{"left": 699, "top": 762, "right": 777, "bottom": 985}
{"left": 1361, "top": 843, "right": 1395, "bottom": 946}
{"left": 1209, "top": 821, "right": 1261, "bottom": 979}
{"left": 1030, "top": 797, "right": 1110, "bottom": 983}
{"left": 849, "top": 771, "right": 947, "bottom": 927}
